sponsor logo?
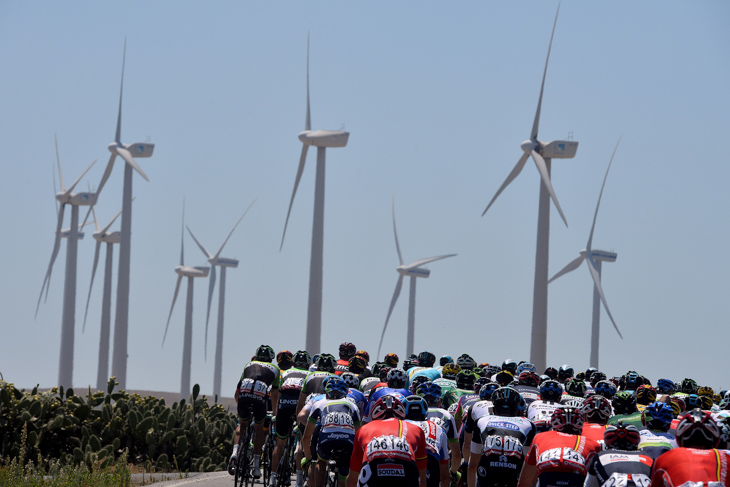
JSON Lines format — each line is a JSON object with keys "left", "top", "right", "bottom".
{"left": 326, "top": 433, "right": 353, "bottom": 441}
{"left": 377, "top": 464, "right": 404, "bottom": 477}
{"left": 486, "top": 421, "right": 519, "bottom": 431}
{"left": 489, "top": 461, "right": 517, "bottom": 470}
{"left": 478, "top": 466, "right": 487, "bottom": 477}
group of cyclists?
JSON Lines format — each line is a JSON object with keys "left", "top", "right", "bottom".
{"left": 229, "top": 342, "right": 730, "bottom": 487}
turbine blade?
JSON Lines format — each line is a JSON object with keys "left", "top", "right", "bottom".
{"left": 214, "top": 199, "right": 256, "bottom": 260}
{"left": 92, "top": 206, "right": 101, "bottom": 232}
{"left": 587, "top": 136, "right": 621, "bottom": 251}
{"left": 280, "top": 144, "right": 309, "bottom": 251}
{"left": 96, "top": 153, "right": 117, "bottom": 195}
{"left": 36, "top": 204, "right": 66, "bottom": 317}
{"left": 548, "top": 254, "right": 585, "bottom": 283}
{"left": 187, "top": 226, "right": 213, "bottom": 260}
{"left": 55, "top": 134, "right": 65, "bottom": 192}
{"left": 204, "top": 264, "right": 216, "bottom": 362}
{"left": 377, "top": 276, "right": 404, "bottom": 359}
{"left": 586, "top": 254, "right": 623, "bottom": 339}
{"left": 82, "top": 241, "right": 102, "bottom": 333}
{"left": 406, "top": 254, "right": 457, "bottom": 270}
{"left": 305, "top": 33, "right": 311, "bottom": 131}
{"left": 100, "top": 204, "right": 126, "bottom": 235}
{"left": 64, "top": 159, "right": 97, "bottom": 196}
{"left": 116, "top": 40, "right": 126, "bottom": 144}
{"left": 482, "top": 152, "right": 530, "bottom": 217}
{"left": 531, "top": 4, "right": 560, "bottom": 141}
{"left": 531, "top": 150, "right": 568, "bottom": 227}
{"left": 392, "top": 196, "right": 404, "bottom": 266}
{"left": 115, "top": 147, "right": 148, "bottom": 181}
{"left": 162, "top": 275, "right": 183, "bottom": 346}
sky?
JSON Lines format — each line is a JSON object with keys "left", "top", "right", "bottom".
{"left": 1, "top": 2, "right": 728, "bottom": 397}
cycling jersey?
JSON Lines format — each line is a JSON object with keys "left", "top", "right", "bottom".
{"left": 453, "top": 393, "right": 480, "bottom": 425}
{"left": 585, "top": 449, "right": 654, "bottom": 487}
{"left": 426, "top": 407, "right": 459, "bottom": 444}
{"left": 442, "top": 388, "right": 473, "bottom": 410}
{"left": 407, "top": 419, "right": 449, "bottom": 487}
{"left": 513, "top": 385, "right": 540, "bottom": 406}
{"left": 236, "top": 360, "right": 281, "bottom": 422}
{"left": 274, "top": 367, "right": 308, "bottom": 438}
{"left": 524, "top": 431, "right": 602, "bottom": 487}
{"left": 651, "top": 447, "right": 730, "bottom": 487}
{"left": 335, "top": 358, "right": 350, "bottom": 375}
{"left": 301, "top": 370, "right": 336, "bottom": 397}
{"left": 607, "top": 412, "right": 643, "bottom": 429}
{"left": 359, "top": 377, "right": 381, "bottom": 397}
{"left": 432, "top": 377, "right": 457, "bottom": 394}
{"left": 470, "top": 414, "right": 536, "bottom": 487}
{"left": 527, "top": 400, "right": 561, "bottom": 433}
{"left": 408, "top": 367, "right": 441, "bottom": 385}
{"left": 582, "top": 422, "right": 607, "bottom": 444}
{"left": 638, "top": 429, "right": 677, "bottom": 458}
{"left": 464, "top": 400, "right": 494, "bottom": 436}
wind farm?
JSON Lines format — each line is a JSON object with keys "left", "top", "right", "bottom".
{"left": 2, "top": 3, "right": 729, "bottom": 397}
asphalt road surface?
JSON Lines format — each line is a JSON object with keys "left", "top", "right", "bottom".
{"left": 140, "top": 470, "right": 294, "bottom": 487}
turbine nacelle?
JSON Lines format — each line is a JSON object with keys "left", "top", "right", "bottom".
{"left": 61, "top": 230, "right": 85, "bottom": 239}
{"left": 579, "top": 248, "right": 617, "bottom": 263}
{"left": 56, "top": 191, "right": 97, "bottom": 206}
{"left": 540, "top": 140, "right": 579, "bottom": 159}
{"left": 93, "top": 230, "right": 121, "bottom": 244}
{"left": 298, "top": 130, "right": 350, "bottom": 148}
{"left": 397, "top": 266, "right": 431, "bottom": 279}
{"left": 174, "top": 266, "right": 210, "bottom": 278}
{"left": 107, "top": 141, "right": 155, "bottom": 158}
{"left": 209, "top": 256, "right": 239, "bottom": 268}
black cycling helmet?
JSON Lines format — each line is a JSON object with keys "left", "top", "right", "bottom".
{"left": 635, "top": 385, "right": 657, "bottom": 405}
{"left": 612, "top": 391, "right": 638, "bottom": 415}
{"left": 474, "top": 376, "right": 493, "bottom": 393}
{"left": 410, "top": 375, "right": 431, "bottom": 395}
{"left": 371, "top": 361, "right": 386, "bottom": 377}
{"left": 402, "top": 359, "right": 417, "bottom": 371}
{"left": 341, "top": 372, "right": 360, "bottom": 389}
{"left": 557, "top": 364, "right": 574, "bottom": 383}
{"left": 293, "top": 350, "right": 311, "bottom": 369}
{"left": 565, "top": 378, "right": 587, "bottom": 398}
{"left": 387, "top": 368, "right": 408, "bottom": 389}
{"left": 316, "top": 353, "right": 336, "bottom": 373}
{"left": 348, "top": 355, "right": 367, "bottom": 375}
{"left": 418, "top": 351, "right": 436, "bottom": 368}
{"left": 384, "top": 353, "right": 399, "bottom": 368}
{"left": 622, "top": 372, "right": 641, "bottom": 391}
{"left": 539, "top": 380, "right": 563, "bottom": 403}
{"left": 256, "top": 344, "right": 275, "bottom": 363}
{"left": 339, "top": 342, "right": 356, "bottom": 360}
{"left": 456, "top": 371, "right": 476, "bottom": 390}
{"left": 479, "top": 382, "right": 500, "bottom": 401}
{"left": 544, "top": 367, "right": 558, "bottom": 381}
{"left": 404, "top": 395, "right": 428, "bottom": 421}
{"left": 501, "top": 359, "right": 518, "bottom": 375}
{"left": 584, "top": 367, "right": 597, "bottom": 382}
{"left": 495, "top": 370, "right": 514, "bottom": 387}
{"left": 491, "top": 387, "right": 525, "bottom": 417}
{"left": 589, "top": 371, "right": 607, "bottom": 388}
{"left": 276, "top": 350, "right": 293, "bottom": 370}
{"left": 439, "top": 355, "right": 453, "bottom": 367}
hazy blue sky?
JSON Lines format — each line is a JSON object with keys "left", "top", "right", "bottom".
{"left": 1, "top": 2, "right": 728, "bottom": 396}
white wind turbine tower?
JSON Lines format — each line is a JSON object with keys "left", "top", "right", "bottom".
{"left": 186, "top": 199, "right": 255, "bottom": 399}
{"left": 95, "top": 42, "right": 155, "bottom": 390}
{"left": 280, "top": 36, "right": 349, "bottom": 354}
{"left": 377, "top": 199, "right": 456, "bottom": 359}
{"left": 36, "top": 136, "right": 97, "bottom": 387}
{"left": 549, "top": 139, "right": 623, "bottom": 369}
{"left": 82, "top": 204, "right": 125, "bottom": 391}
{"left": 164, "top": 204, "right": 210, "bottom": 399}
{"left": 481, "top": 6, "right": 578, "bottom": 372}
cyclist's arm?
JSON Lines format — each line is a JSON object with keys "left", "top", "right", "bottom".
{"left": 296, "top": 390, "right": 306, "bottom": 416}
{"left": 516, "top": 462, "right": 538, "bottom": 487}
{"left": 301, "top": 421, "right": 315, "bottom": 461}
{"left": 440, "top": 461, "right": 450, "bottom": 487}
{"left": 467, "top": 449, "right": 480, "bottom": 487}
{"left": 270, "top": 388, "right": 280, "bottom": 416}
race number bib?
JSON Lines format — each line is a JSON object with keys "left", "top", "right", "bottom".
{"left": 482, "top": 435, "right": 524, "bottom": 458}
{"left": 366, "top": 435, "right": 412, "bottom": 461}
{"left": 537, "top": 447, "right": 586, "bottom": 473}
{"left": 240, "top": 378, "right": 268, "bottom": 398}
{"left": 602, "top": 473, "right": 651, "bottom": 487}
{"left": 322, "top": 412, "right": 355, "bottom": 430}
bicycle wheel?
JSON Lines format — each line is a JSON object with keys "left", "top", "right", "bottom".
{"left": 234, "top": 432, "right": 249, "bottom": 487}
{"left": 262, "top": 435, "right": 273, "bottom": 486}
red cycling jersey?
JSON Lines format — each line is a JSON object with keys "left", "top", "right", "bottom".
{"left": 651, "top": 447, "right": 730, "bottom": 487}
{"left": 581, "top": 423, "right": 607, "bottom": 444}
{"left": 526, "top": 430, "right": 602, "bottom": 476}
{"left": 350, "top": 418, "right": 428, "bottom": 472}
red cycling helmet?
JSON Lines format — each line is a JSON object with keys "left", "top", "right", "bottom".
{"left": 370, "top": 394, "right": 406, "bottom": 421}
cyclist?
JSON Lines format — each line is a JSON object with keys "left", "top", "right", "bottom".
{"left": 650, "top": 409, "right": 730, "bottom": 486}
{"left": 384, "top": 352, "right": 399, "bottom": 368}
{"left": 336, "top": 342, "right": 357, "bottom": 375}
{"left": 638, "top": 401, "right": 677, "bottom": 457}
{"left": 456, "top": 354, "right": 476, "bottom": 371}
{"left": 561, "top": 378, "right": 587, "bottom": 404}
{"left": 363, "top": 368, "right": 410, "bottom": 422}
{"left": 513, "top": 371, "right": 541, "bottom": 406}
{"left": 607, "top": 391, "right": 643, "bottom": 428}
{"left": 593, "top": 380, "right": 617, "bottom": 401}
{"left": 418, "top": 381, "right": 462, "bottom": 479}
{"left": 443, "top": 371, "right": 477, "bottom": 411}
{"left": 634, "top": 384, "right": 657, "bottom": 412}
{"left": 347, "top": 395, "right": 427, "bottom": 487}
{"left": 467, "top": 387, "right": 535, "bottom": 487}
{"left": 230, "top": 344, "right": 281, "bottom": 478}
{"left": 296, "top": 353, "right": 337, "bottom": 415}
{"left": 517, "top": 406, "right": 601, "bottom": 487}
{"left": 301, "top": 377, "right": 361, "bottom": 487}
{"left": 404, "top": 395, "right": 450, "bottom": 487}
{"left": 527, "top": 379, "right": 563, "bottom": 433}
{"left": 342, "top": 372, "right": 367, "bottom": 416}
{"left": 656, "top": 378, "right": 676, "bottom": 395}
{"left": 557, "top": 364, "right": 574, "bottom": 384}
{"left": 584, "top": 423, "right": 653, "bottom": 487}
{"left": 579, "top": 394, "right": 613, "bottom": 443}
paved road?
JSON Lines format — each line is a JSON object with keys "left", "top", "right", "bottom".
{"left": 139, "top": 470, "right": 291, "bottom": 487}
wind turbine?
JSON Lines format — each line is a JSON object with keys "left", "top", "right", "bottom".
{"left": 280, "top": 36, "right": 349, "bottom": 354}
{"left": 549, "top": 138, "right": 623, "bottom": 368}
{"left": 377, "top": 199, "right": 456, "bottom": 358}
{"left": 95, "top": 41, "right": 155, "bottom": 390}
{"left": 163, "top": 203, "right": 210, "bottom": 399}
{"left": 36, "top": 135, "right": 97, "bottom": 387}
{"left": 186, "top": 199, "right": 255, "bottom": 399}
{"left": 82, "top": 204, "right": 125, "bottom": 391}
{"left": 481, "top": 5, "right": 578, "bottom": 372}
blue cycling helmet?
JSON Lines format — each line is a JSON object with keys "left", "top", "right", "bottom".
{"left": 656, "top": 378, "right": 676, "bottom": 395}
{"left": 404, "top": 395, "right": 428, "bottom": 421}
{"left": 439, "top": 355, "right": 453, "bottom": 367}
{"left": 410, "top": 375, "right": 431, "bottom": 394}
{"left": 539, "top": 379, "right": 563, "bottom": 402}
{"left": 324, "top": 377, "right": 349, "bottom": 399}
{"left": 479, "top": 382, "right": 500, "bottom": 401}
{"left": 685, "top": 394, "right": 704, "bottom": 410}
{"left": 642, "top": 401, "right": 674, "bottom": 431}
{"left": 516, "top": 362, "right": 537, "bottom": 375}
{"left": 594, "top": 380, "right": 617, "bottom": 399}
{"left": 417, "top": 381, "right": 442, "bottom": 403}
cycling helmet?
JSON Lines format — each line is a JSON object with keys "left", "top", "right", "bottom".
{"left": 256, "top": 344, "right": 275, "bottom": 363}
{"left": 404, "top": 395, "right": 428, "bottom": 421}
{"left": 685, "top": 394, "right": 704, "bottom": 411}
{"left": 325, "top": 377, "right": 349, "bottom": 399}
{"left": 720, "top": 398, "right": 730, "bottom": 411}
{"left": 622, "top": 372, "right": 641, "bottom": 391}
{"left": 378, "top": 366, "right": 392, "bottom": 382}
{"left": 312, "top": 354, "right": 320, "bottom": 364}
{"left": 539, "top": 375, "right": 551, "bottom": 384}
{"left": 518, "top": 371, "right": 540, "bottom": 388}
{"left": 479, "top": 382, "right": 501, "bottom": 401}
{"left": 339, "top": 342, "right": 356, "bottom": 360}
{"left": 589, "top": 372, "right": 607, "bottom": 388}
{"left": 316, "top": 353, "right": 336, "bottom": 373}
{"left": 348, "top": 355, "right": 367, "bottom": 374}
{"left": 594, "top": 380, "right": 617, "bottom": 400}
{"left": 565, "top": 378, "right": 587, "bottom": 398}
{"left": 439, "top": 355, "right": 453, "bottom": 367}
{"left": 698, "top": 386, "right": 715, "bottom": 398}
{"left": 495, "top": 370, "right": 514, "bottom": 387}
{"left": 544, "top": 367, "right": 558, "bottom": 381}
{"left": 501, "top": 359, "right": 518, "bottom": 375}
{"left": 539, "top": 380, "right": 563, "bottom": 403}
{"left": 384, "top": 353, "right": 399, "bottom": 368}
{"left": 575, "top": 372, "right": 586, "bottom": 381}
{"left": 700, "top": 395, "right": 714, "bottom": 410}
{"left": 604, "top": 422, "right": 641, "bottom": 451}
{"left": 612, "top": 391, "right": 638, "bottom": 415}
{"left": 293, "top": 350, "right": 311, "bottom": 369}
{"left": 672, "top": 396, "right": 687, "bottom": 414}
{"left": 491, "top": 387, "right": 526, "bottom": 417}
{"left": 456, "top": 354, "right": 476, "bottom": 370}
{"left": 557, "top": 364, "right": 574, "bottom": 383}
{"left": 276, "top": 350, "right": 293, "bottom": 369}
{"left": 478, "top": 362, "right": 490, "bottom": 370}
{"left": 355, "top": 350, "right": 370, "bottom": 364}
{"left": 473, "top": 367, "right": 487, "bottom": 378}
{"left": 486, "top": 365, "right": 502, "bottom": 377}
{"left": 584, "top": 367, "right": 598, "bottom": 382}
{"left": 441, "top": 363, "right": 461, "bottom": 380}
{"left": 550, "top": 406, "right": 583, "bottom": 434}
{"left": 675, "top": 409, "right": 721, "bottom": 449}
{"left": 341, "top": 372, "right": 360, "bottom": 390}
{"left": 681, "top": 378, "right": 699, "bottom": 395}
{"left": 580, "top": 395, "right": 613, "bottom": 424}
{"left": 656, "top": 378, "right": 676, "bottom": 395}
{"left": 387, "top": 368, "right": 408, "bottom": 389}
{"left": 370, "top": 394, "right": 406, "bottom": 421}
{"left": 563, "top": 397, "right": 585, "bottom": 408}
{"left": 668, "top": 397, "right": 682, "bottom": 417}
{"left": 516, "top": 362, "right": 537, "bottom": 376}
{"left": 456, "top": 371, "right": 477, "bottom": 390}
{"left": 417, "top": 381, "right": 442, "bottom": 404}
{"left": 410, "top": 375, "right": 431, "bottom": 395}
{"left": 417, "top": 351, "right": 436, "bottom": 368}
{"left": 474, "top": 376, "right": 493, "bottom": 393}
{"left": 635, "top": 385, "right": 657, "bottom": 405}
{"left": 641, "top": 401, "right": 674, "bottom": 432}
{"left": 402, "top": 359, "right": 417, "bottom": 371}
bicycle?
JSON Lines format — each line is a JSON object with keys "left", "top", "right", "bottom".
{"left": 261, "top": 413, "right": 275, "bottom": 486}
{"left": 323, "top": 446, "right": 351, "bottom": 487}
{"left": 275, "top": 421, "right": 299, "bottom": 487}
{"left": 234, "top": 421, "right": 255, "bottom": 487}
